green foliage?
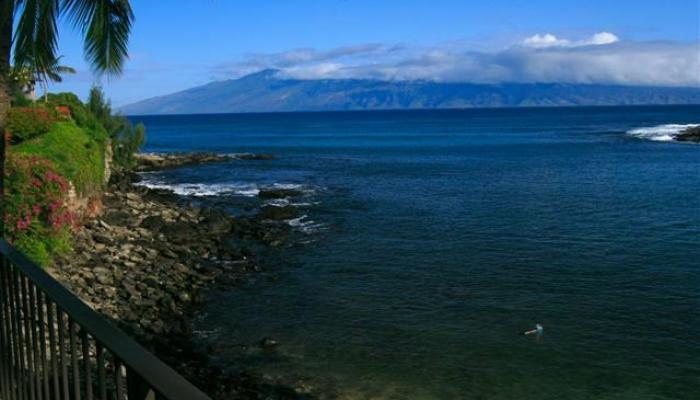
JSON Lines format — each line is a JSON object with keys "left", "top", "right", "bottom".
{"left": 13, "top": 225, "right": 72, "bottom": 268}
{"left": 4, "top": 154, "right": 74, "bottom": 267}
{"left": 88, "top": 86, "right": 146, "bottom": 170}
{"left": 14, "top": 234, "right": 52, "bottom": 267}
{"left": 8, "top": 65, "right": 35, "bottom": 88}
{"left": 14, "top": 121, "right": 106, "bottom": 196}
{"left": 88, "top": 86, "right": 113, "bottom": 128}
{"left": 4, "top": 87, "right": 145, "bottom": 267}
{"left": 6, "top": 107, "right": 57, "bottom": 143}
{"left": 47, "top": 92, "right": 101, "bottom": 131}
{"left": 11, "top": 90, "right": 33, "bottom": 107}
{"left": 112, "top": 119, "right": 146, "bottom": 170}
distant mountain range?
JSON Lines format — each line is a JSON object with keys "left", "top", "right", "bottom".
{"left": 121, "top": 69, "right": 700, "bottom": 115}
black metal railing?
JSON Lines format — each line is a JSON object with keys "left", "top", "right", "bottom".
{"left": 0, "top": 238, "right": 212, "bottom": 400}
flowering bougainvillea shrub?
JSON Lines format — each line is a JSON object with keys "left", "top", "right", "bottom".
{"left": 6, "top": 107, "right": 57, "bottom": 143}
{"left": 4, "top": 153, "right": 73, "bottom": 266}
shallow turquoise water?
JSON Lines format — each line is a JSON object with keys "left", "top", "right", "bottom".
{"left": 133, "top": 106, "right": 700, "bottom": 399}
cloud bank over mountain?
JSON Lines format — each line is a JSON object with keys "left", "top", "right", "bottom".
{"left": 214, "top": 33, "right": 699, "bottom": 87}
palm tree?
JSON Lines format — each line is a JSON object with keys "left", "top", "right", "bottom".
{"left": 0, "top": 0, "right": 134, "bottom": 232}
{"left": 38, "top": 57, "right": 78, "bottom": 102}
{"left": 10, "top": 57, "right": 76, "bottom": 102}
{"left": 8, "top": 65, "right": 36, "bottom": 100}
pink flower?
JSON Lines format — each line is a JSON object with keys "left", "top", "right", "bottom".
{"left": 48, "top": 200, "right": 63, "bottom": 213}
{"left": 15, "top": 214, "right": 32, "bottom": 231}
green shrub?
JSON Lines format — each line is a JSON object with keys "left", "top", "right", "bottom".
{"left": 14, "top": 121, "right": 106, "bottom": 195}
{"left": 14, "top": 234, "right": 52, "bottom": 267}
{"left": 112, "top": 119, "right": 146, "bottom": 170}
{"left": 47, "top": 92, "right": 97, "bottom": 130}
{"left": 4, "top": 154, "right": 74, "bottom": 267}
{"left": 11, "top": 90, "right": 33, "bottom": 107}
{"left": 47, "top": 92, "right": 110, "bottom": 146}
{"left": 6, "top": 107, "right": 56, "bottom": 143}
{"left": 87, "top": 86, "right": 146, "bottom": 170}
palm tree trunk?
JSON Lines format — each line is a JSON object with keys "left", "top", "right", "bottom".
{"left": 0, "top": 0, "right": 13, "bottom": 236}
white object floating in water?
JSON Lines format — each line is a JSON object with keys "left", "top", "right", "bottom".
{"left": 523, "top": 323, "right": 544, "bottom": 336}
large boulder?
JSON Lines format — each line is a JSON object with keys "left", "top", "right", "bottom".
{"left": 140, "top": 215, "right": 166, "bottom": 232}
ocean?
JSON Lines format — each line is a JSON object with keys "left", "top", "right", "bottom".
{"left": 130, "top": 106, "right": 699, "bottom": 400}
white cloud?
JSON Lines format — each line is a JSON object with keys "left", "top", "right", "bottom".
{"left": 522, "top": 33, "right": 571, "bottom": 48}
{"left": 521, "top": 32, "right": 619, "bottom": 48}
{"left": 587, "top": 32, "right": 619, "bottom": 45}
{"left": 214, "top": 33, "right": 699, "bottom": 87}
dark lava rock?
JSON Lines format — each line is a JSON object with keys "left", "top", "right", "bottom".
{"left": 161, "top": 221, "right": 195, "bottom": 241}
{"left": 140, "top": 215, "right": 166, "bottom": 232}
{"left": 102, "top": 210, "right": 133, "bottom": 226}
{"left": 201, "top": 215, "right": 233, "bottom": 235}
{"left": 257, "top": 206, "right": 298, "bottom": 221}
{"left": 136, "top": 152, "right": 235, "bottom": 172}
{"left": 677, "top": 126, "right": 700, "bottom": 143}
{"left": 258, "top": 188, "right": 304, "bottom": 199}
{"left": 109, "top": 172, "right": 141, "bottom": 191}
{"left": 93, "top": 232, "right": 113, "bottom": 244}
{"left": 236, "top": 153, "right": 275, "bottom": 160}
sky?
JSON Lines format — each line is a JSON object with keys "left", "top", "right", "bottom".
{"left": 46, "top": 0, "right": 700, "bottom": 106}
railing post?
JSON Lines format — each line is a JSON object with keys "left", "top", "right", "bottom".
{"left": 127, "top": 369, "right": 156, "bottom": 400}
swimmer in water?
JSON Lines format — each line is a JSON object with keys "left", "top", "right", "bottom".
{"left": 523, "top": 323, "right": 543, "bottom": 336}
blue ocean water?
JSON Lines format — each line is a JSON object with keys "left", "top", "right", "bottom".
{"left": 131, "top": 106, "right": 700, "bottom": 400}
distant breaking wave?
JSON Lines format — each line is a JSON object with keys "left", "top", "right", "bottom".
{"left": 136, "top": 178, "right": 313, "bottom": 198}
{"left": 626, "top": 124, "right": 699, "bottom": 142}
{"left": 136, "top": 181, "right": 260, "bottom": 197}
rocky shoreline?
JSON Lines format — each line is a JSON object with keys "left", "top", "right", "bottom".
{"left": 50, "top": 153, "right": 314, "bottom": 399}
{"left": 135, "top": 152, "right": 275, "bottom": 171}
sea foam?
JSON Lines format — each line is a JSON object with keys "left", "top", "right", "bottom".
{"left": 135, "top": 180, "right": 260, "bottom": 197}
{"left": 626, "top": 124, "right": 699, "bottom": 142}
{"left": 136, "top": 177, "right": 316, "bottom": 199}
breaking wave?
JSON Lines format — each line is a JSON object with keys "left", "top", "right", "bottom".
{"left": 136, "top": 177, "right": 316, "bottom": 198}
{"left": 136, "top": 181, "right": 260, "bottom": 197}
{"left": 626, "top": 124, "right": 699, "bottom": 142}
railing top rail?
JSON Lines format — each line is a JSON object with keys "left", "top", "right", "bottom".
{"left": 0, "top": 238, "right": 211, "bottom": 400}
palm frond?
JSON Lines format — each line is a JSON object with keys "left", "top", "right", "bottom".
{"left": 55, "top": 65, "right": 76, "bottom": 74}
{"left": 62, "top": 0, "right": 133, "bottom": 75}
{"left": 13, "top": 0, "right": 60, "bottom": 79}
{"left": 47, "top": 71, "right": 61, "bottom": 82}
